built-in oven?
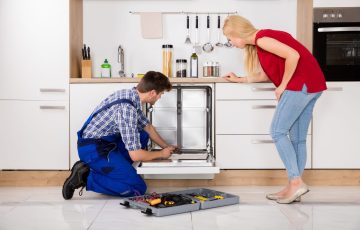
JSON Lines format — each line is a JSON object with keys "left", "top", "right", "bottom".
{"left": 313, "top": 7, "right": 360, "bottom": 81}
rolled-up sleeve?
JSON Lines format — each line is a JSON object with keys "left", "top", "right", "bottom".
{"left": 137, "top": 110, "right": 149, "bottom": 130}
{"left": 117, "top": 104, "right": 142, "bottom": 151}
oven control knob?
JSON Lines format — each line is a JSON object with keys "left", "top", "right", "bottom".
{"left": 322, "top": 14, "right": 328, "bottom": 18}
{"left": 330, "top": 13, "right": 336, "bottom": 18}
{"left": 337, "top": 13, "right": 343, "bottom": 18}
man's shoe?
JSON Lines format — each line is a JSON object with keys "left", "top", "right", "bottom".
{"left": 62, "top": 161, "right": 89, "bottom": 200}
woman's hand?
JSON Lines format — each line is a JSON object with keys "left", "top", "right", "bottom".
{"left": 275, "top": 85, "right": 286, "bottom": 101}
{"left": 222, "top": 72, "right": 243, "bottom": 83}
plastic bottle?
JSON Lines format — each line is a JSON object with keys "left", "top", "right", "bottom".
{"left": 190, "top": 48, "right": 198, "bottom": 78}
{"left": 101, "top": 59, "right": 111, "bottom": 78}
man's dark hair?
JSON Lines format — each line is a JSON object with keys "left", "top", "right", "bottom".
{"left": 136, "top": 71, "right": 172, "bottom": 93}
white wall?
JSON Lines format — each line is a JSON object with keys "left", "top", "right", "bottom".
{"left": 84, "top": 0, "right": 296, "bottom": 78}
{"left": 314, "top": 0, "right": 360, "bottom": 7}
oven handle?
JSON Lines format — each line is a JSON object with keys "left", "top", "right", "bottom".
{"left": 317, "top": 27, "right": 360, "bottom": 32}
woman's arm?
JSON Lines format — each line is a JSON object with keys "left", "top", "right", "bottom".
{"left": 223, "top": 71, "right": 269, "bottom": 83}
{"left": 256, "top": 37, "right": 300, "bottom": 100}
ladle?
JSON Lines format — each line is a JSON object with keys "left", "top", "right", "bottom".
{"left": 215, "top": 15, "right": 223, "bottom": 47}
{"left": 202, "top": 15, "right": 214, "bottom": 53}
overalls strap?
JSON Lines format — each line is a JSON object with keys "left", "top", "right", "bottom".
{"left": 78, "top": 99, "right": 135, "bottom": 138}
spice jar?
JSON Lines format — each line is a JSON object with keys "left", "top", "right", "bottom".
{"left": 214, "top": 62, "right": 220, "bottom": 77}
{"left": 202, "top": 61, "right": 220, "bottom": 77}
{"left": 203, "top": 62, "right": 209, "bottom": 77}
{"left": 176, "top": 59, "right": 187, "bottom": 78}
{"left": 162, "top": 44, "right": 173, "bottom": 77}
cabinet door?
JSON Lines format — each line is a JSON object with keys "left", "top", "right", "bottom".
{"left": 313, "top": 82, "right": 360, "bottom": 168}
{"left": 70, "top": 83, "right": 136, "bottom": 166}
{"left": 216, "top": 100, "right": 277, "bottom": 134}
{"left": 0, "top": 100, "right": 69, "bottom": 169}
{"left": 0, "top": 0, "right": 69, "bottom": 100}
{"left": 216, "top": 135, "right": 312, "bottom": 169}
{"left": 216, "top": 83, "right": 276, "bottom": 100}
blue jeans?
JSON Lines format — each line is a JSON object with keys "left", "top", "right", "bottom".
{"left": 270, "top": 85, "right": 322, "bottom": 180}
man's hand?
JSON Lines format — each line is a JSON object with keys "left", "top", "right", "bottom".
{"left": 275, "top": 85, "right": 286, "bottom": 101}
{"left": 160, "top": 146, "right": 176, "bottom": 159}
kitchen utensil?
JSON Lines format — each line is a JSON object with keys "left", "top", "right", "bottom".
{"left": 87, "top": 46, "right": 91, "bottom": 60}
{"left": 202, "top": 15, "right": 214, "bottom": 53}
{"left": 184, "top": 15, "right": 191, "bottom": 44}
{"left": 118, "top": 45, "right": 125, "bottom": 77}
{"left": 224, "top": 14, "right": 233, "bottom": 48}
{"left": 224, "top": 38, "right": 233, "bottom": 48}
{"left": 194, "top": 15, "right": 202, "bottom": 55}
{"left": 215, "top": 16, "right": 223, "bottom": 47}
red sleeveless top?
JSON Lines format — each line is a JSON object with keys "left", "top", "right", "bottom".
{"left": 255, "top": 29, "right": 327, "bottom": 93}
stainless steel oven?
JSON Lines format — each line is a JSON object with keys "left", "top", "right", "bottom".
{"left": 313, "top": 7, "right": 360, "bottom": 81}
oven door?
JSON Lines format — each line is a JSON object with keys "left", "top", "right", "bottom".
{"left": 313, "top": 22, "right": 360, "bottom": 81}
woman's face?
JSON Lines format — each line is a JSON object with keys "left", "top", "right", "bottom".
{"left": 227, "top": 35, "right": 246, "bottom": 49}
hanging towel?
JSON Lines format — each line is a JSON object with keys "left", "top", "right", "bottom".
{"left": 140, "top": 12, "right": 163, "bottom": 39}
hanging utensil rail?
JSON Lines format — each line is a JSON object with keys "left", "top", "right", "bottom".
{"left": 129, "top": 11, "right": 237, "bottom": 15}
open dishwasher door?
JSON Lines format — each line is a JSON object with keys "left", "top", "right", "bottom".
{"left": 135, "top": 85, "right": 219, "bottom": 179}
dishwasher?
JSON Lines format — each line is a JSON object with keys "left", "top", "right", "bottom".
{"left": 135, "top": 85, "right": 220, "bottom": 179}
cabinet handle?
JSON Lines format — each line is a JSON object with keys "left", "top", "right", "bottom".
{"left": 40, "top": 88, "right": 66, "bottom": 93}
{"left": 40, "top": 105, "right": 66, "bottom": 110}
{"left": 252, "top": 105, "right": 276, "bottom": 109}
{"left": 251, "top": 87, "right": 275, "bottom": 92}
{"left": 251, "top": 140, "right": 274, "bottom": 144}
{"left": 327, "top": 87, "right": 343, "bottom": 91}
{"left": 318, "top": 27, "right": 360, "bottom": 32}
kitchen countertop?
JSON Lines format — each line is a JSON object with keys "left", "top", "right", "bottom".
{"left": 70, "top": 77, "right": 228, "bottom": 84}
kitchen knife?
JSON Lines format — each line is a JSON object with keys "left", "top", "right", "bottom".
{"left": 87, "top": 46, "right": 91, "bottom": 60}
{"left": 82, "top": 48, "right": 85, "bottom": 60}
{"left": 83, "top": 44, "right": 87, "bottom": 59}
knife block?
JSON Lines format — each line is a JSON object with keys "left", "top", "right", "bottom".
{"left": 81, "top": 60, "right": 92, "bottom": 78}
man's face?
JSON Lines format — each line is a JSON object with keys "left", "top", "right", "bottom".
{"left": 148, "top": 90, "right": 164, "bottom": 105}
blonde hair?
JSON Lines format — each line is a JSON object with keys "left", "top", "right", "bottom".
{"left": 223, "top": 15, "right": 259, "bottom": 77}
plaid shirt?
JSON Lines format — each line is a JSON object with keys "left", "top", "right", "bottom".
{"left": 82, "top": 88, "right": 149, "bottom": 151}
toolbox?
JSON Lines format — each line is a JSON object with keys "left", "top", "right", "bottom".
{"left": 135, "top": 85, "right": 220, "bottom": 179}
{"left": 120, "top": 188, "right": 240, "bottom": 217}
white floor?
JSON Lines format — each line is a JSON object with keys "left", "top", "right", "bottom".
{"left": 0, "top": 186, "right": 360, "bottom": 230}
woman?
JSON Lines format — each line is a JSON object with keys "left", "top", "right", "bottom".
{"left": 222, "top": 15, "right": 327, "bottom": 204}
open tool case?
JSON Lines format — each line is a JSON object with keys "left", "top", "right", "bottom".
{"left": 120, "top": 188, "right": 239, "bottom": 216}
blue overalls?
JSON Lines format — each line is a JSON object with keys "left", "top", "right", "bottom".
{"left": 77, "top": 99, "right": 149, "bottom": 197}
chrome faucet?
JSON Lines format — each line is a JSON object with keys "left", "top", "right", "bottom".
{"left": 118, "top": 45, "right": 125, "bottom": 77}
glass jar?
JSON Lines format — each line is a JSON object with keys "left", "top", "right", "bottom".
{"left": 176, "top": 59, "right": 187, "bottom": 78}
{"left": 162, "top": 44, "right": 173, "bottom": 77}
{"left": 214, "top": 62, "right": 220, "bottom": 77}
{"left": 203, "top": 61, "right": 220, "bottom": 77}
{"left": 202, "top": 62, "right": 209, "bottom": 77}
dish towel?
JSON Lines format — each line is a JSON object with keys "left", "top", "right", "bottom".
{"left": 140, "top": 12, "right": 163, "bottom": 39}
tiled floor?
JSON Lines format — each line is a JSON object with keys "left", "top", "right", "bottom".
{"left": 0, "top": 186, "right": 360, "bottom": 230}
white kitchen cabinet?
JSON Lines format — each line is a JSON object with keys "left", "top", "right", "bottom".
{"left": 313, "top": 82, "right": 360, "bottom": 168}
{"left": 0, "top": 0, "right": 70, "bottom": 170}
{"left": 215, "top": 83, "right": 313, "bottom": 169}
{"left": 0, "top": 100, "right": 69, "bottom": 169}
{"left": 0, "top": 0, "right": 69, "bottom": 101}
{"left": 216, "top": 135, "right": 312, "bottom": 169}
{"left": 70, "top": 83, "right": 136, "bottom": 166}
